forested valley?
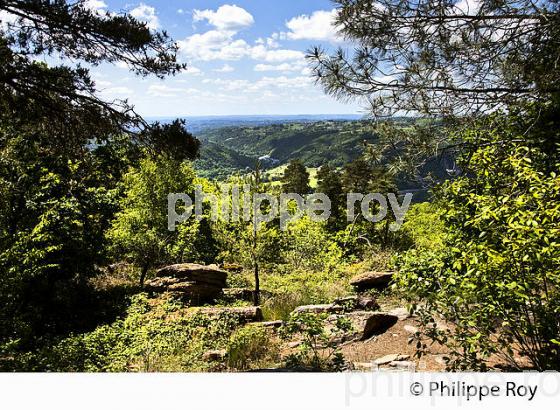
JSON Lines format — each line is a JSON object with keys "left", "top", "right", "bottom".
{"left": 0, "top": 0, "right": 559, "bottom": 372}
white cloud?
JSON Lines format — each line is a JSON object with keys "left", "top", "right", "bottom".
{"left": 148, "top": 84, "right": 198, "bottom": 98}
{"left": 213, "top": 64, "right": 235, "bottom": 73}
{"left": 254, "top": 62, "right": 306, "bottom": 72}
{"left": 83, "top": 0, "right": 107, "bottom": 13}
{"left": 455, "top": 0, "right": 482, "bottom": 13}
{"left": 178, "top": 4, "right": 306, "bottom": 64}
{"left": 0, "top": 10, "right": 18, "bottom": 30}
{"left": 284, "top": 9, "right": 341, "bottom": 42}
{"left": 130, "top": 3, "right": 159, "bottom": 30}
{"left": 203, "top": 75, "right": 314, "bottom": 93}
{"left": 179, "top": 32, "right": 303, "bottom": 62}
{"left": 100, "top": 86, "right": 134, "bottom": 97}
{"left": 178, "top": 30, "right": 234, "bottom": 60}
{"left": 193, "top": 5, "right": 254, "bottom": 31}
{"left": 255, "top": 36, "right": 280, "bottom": 49}
{"left": 250, "top": 47, "right": 304, "bottom": 63}
{"left": 185, "top": 65, "right": 203, "bottom": 76}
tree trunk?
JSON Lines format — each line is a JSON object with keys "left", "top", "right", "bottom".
{"left": 382, "top": 218, "right": 391, "bottom": 248}
{"left": 253, "top": 262, "right": 260, "bottom": 306}
{"left": 140, "top": 262, "right": 150, "bottom": 288}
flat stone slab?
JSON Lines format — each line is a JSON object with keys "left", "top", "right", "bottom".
{"left": 388, "top": 307, "right": 410, "bottom": 320}
{"left": 146, "top": 277, "right": 223, "bottom": 302}
{"left": 258, "top": 320, "right": 284, "bottom": 329}
{"left": 374, "top": 353, "right": 410, "bottom": 365}
{"left": 389, "top": 361, "right": 416, "bottom": 371}
{"left": 332, "top": 295, "right": 379, "bottom": 311}
{"left": 156, "top": 263, "right": 227, "bottom": 286}
{"left": 353, "top": 362, "right": 374, "bottom": 371}
{"left": 292, "top": 304, "right": 344, "bottom": 314}
{"left": 196, "top": 306, "right": 263, "bottom": 323}
{"left": 350, "top": 271, "right": 395, "bottom": 291}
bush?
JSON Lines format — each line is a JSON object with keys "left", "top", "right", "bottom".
{"left": 106, "top": 158, "right": 218, "bottom": 286}
{"left": 400, "top": 202, "right": 447, "bottom": 252}
{"left": 396, "top": 139, "right": 560, "bottom": 371}
{"left": 227, "top": 325, "right": 278, "bottom": 370}
{"left": 282, "top": 217, "right": 343, "bottom": 272}
{"left": 280, "top": 313, "right": 350, "bottom": 371}
{"left": 14, "top": 294, "right": 246, "bottom": 372}
{"left": 261, "top": 268, "right": 351, "bottom": 321}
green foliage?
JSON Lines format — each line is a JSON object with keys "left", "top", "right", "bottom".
{"left": 0, "top": 1, "right": 194, "bottom": 157}
{"left": 215, "top": 220, "right": 283, "bottom": 272}
{"left": 106, "top": 157, "right": 217, "bottom": 285}
{"left": 282, "top": 217, "right": 343, "bottom": 272}
{"left": 280, "top": 313, "right": 350, "bottom": 371}
{"left": 400, "top": 202, "right": 447, "bottom": 252}
{"left": 262, "top": 269, "right": 350, "bottom": 321}
{"left": 11, "top": 294, "right": 248, "bottom": 372}
{"left": 0, "top": 0, "right": 199, "bottom": 353}
{"left": 309, "top": 1, "right": 560, "bottom": 117}
{"left": 316, "top": 164, "right": 344, "bottom": 228}
{"left": 227, "top": 325, "right": 278, "bottom": 370}
{"left": 281, "top": 159, "right": 311, "bottom": 195}
{"left": 195, "top": 141, "right": 256, "bottom": 180}
{"left": 247, "top": 217, "right": 349, "bottom": 320}
{"left": 196, "top": 121, "right": 379, "bottom": 178}
{"left": 0, "top": 131, "right": 137, "bottom": 342}
{"left": 396, "top": 131, "right": 560, "bottom": 370}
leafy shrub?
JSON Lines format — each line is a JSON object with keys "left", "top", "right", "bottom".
{"left": 400, "top": 202, "right": 447, "bottom": 252}
{"left": 261, "top": 268, "right": 350, "bottom": 321}
{"left": 280, "top": 312, "right": 351, "bottom": 371}
{"left": 227, "top": 325, "right": 278, "bottom": 370}
{"left": 15, "top": 294, "right": 246, "bottom": 372}
{"left": 396, "top": 140, "right": 560, "bottom": 371}
{"left": 282, "top": 217, "right": 344, "bottom": 272}
{"left": 261, "top": 291, "right": 315, "bottom": 321}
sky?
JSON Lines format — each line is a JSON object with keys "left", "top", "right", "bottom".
{"left": 82, "top": 0, "right": 365, "bottom": 117}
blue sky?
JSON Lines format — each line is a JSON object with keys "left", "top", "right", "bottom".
{"left": 84, "top": 0, "right": 364, "bottom": 116}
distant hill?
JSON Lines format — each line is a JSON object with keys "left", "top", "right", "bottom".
{"left": 195, "top": 141, "right": 256, "bottom": 180}
{"left": 194, "top": 120, "right": 378, "bottom": 179}
{"left": 148, "top": 114, "right": 363, "bottom": 135}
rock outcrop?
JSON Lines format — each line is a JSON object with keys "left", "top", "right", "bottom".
{"left": 146, "top": 263, "right": 227, "bottom": 304}
{"left": 291, "top": 295, "right": 379, "bottom": 316}
{"left": 222, "top": 288, "right": 255, "bottom": 302}
{"left": 327, "top": 311, "right": 399, "bottom": 341}
{"left": 350, "top": 271, "right": 395, "bottom": 291}
{"left": 333, "top": 295, "right": 380, "bottom": 311}
{"left": 196, "top": 306, "right": 263, "bottom": 323}
{"left": 258, "top": 320, "right": 284, "bottom": 329}
{"left": 293, "top": 304, "right": 344, "bottom": 314}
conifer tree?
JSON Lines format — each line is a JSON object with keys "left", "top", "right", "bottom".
{"left": 281, "top": 159, "right": 311, "bottom": 195}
